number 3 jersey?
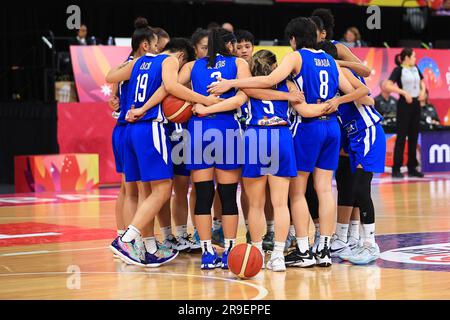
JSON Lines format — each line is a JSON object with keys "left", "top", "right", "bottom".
{"left": 246, "top": 80, "right": 290, "bottom": 126}
{"left": 125, "top": 53, "right": 169, "bottom": 122}
{"left": 291, "top": 48, "right": 339, "bottom": 116}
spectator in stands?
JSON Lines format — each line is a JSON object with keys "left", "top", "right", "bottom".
{"left": 222, "top": 22, "right": 234, "bottom": 33}
{"left": 375, "top": 80, "right": 398, "bottom": 118}
{"left": 420, "top": 89, "right": 442, "bottom": 129}
{"left": 153, "top": 27, "right": 170, "bottom": 53}
{"left": 71, "top": 24, "right": 91, "bottom": 45}
{"left": 340, "top": 27, "right": 367, "bottom": 48}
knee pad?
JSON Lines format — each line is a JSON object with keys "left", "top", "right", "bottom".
{"left": 217, "top": 183, "right": 238, "bottom": 215}
{"left": 194, "top": 181, "right": 215, "bottom": 215}
{"left": 305, "top": 175, "right": 319, "bottom": 220}
{"left": 352, "top": 169, "right": 375, "bottom": 224}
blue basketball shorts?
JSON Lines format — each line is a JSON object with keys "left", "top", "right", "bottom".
{"left": 165, "top": 122, "right": 191, "bottom": 177}
{"left": 347, "top": 123, "right": 386, "bottom": 173}
{"left": 123, "top": 121, "right": 173, "bottom": 182}
{"left": 186, "top": 115, "right": 243, "bottom": 171}
{"left": 242, "top": 126, "right": 297, "bottom": 178}
{"left": 112, "top": 124, "right": 126, "bottom": 174}
{"left": 291, "top": 116, "right": 341, "bottom": 172}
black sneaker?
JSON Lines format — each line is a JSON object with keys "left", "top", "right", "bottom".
{"left": 262, "top": 231, "right": 275, "bottom": 251}
{"left": 408, "top": 170, "right": 424, "bottom": 178}
{"left": 315, "top": 246, "right": 332, "bottom": 267}
{"left": 285, "top": 248, "right": 316, "bottom": 268}
{"left": 392, "top": 171, "right": 404, "bottom": 179}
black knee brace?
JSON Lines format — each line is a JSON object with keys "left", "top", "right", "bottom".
{"left": 352, "top": 168, "right": 375, "bottom": 224}
{"left": 194, "top": 181, "right": 215, "bottom": 215}
{"left": 306, "top": 174, "right": 319, "bottom": 220}
{"left": 336, "top": 156, "right": 355, "bottom": 206}
{"left": 217, "top": 183, "right": 238, "bottom": 215}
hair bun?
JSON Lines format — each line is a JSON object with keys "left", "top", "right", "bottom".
{"left": 134, "top": 17, "right": 149, "bottom": 29}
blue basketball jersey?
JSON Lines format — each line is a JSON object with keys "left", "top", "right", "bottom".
{"left": 124, "top": 53, "right": 169, "bottom": 122}
{"left": 191, "top": 55, "right": 237, "bottom": 116}
{"left": 291, "top": 48, "right": 339, "bottom": 106}
{"left": 246, "top": 80, "right": 290, "bottom": 126}
{"left": 337, "top": 69, "right": 383, "bottom": 137}
{"left": 117, "top": 55, "right": 134, "bottom": 125}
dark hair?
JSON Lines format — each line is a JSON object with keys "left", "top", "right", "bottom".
{"left": 317, "top": 40, "right": 338, "bottom": 59}
{"left": 164, "top": 37, "right": 196, "bottom": 63}
{"left": 191, "top": 28, "right": 209, "bottom": 46}
{"left": 310, "top": 16, "right": 324, "bottom": 34}
{"left": 131, "top": 17, "right": 155, "bottom": 53}
{"left": 207, "top": 28, "right": 236, "bottom": 68}
{"left": 311, "top": 8, "right": 335, "bottom": 40}
{"left": 235, "top": 29, "right": 255, "bottom": 45}
{"left": 285, "top": 17, "right": 318, "bottom": 50}
{"left": 207, "top": 21, "right": 220, "bottom": 30}
{"left": 153, "top": 27, "right": 170, "bottom": 40}
{"left": 251, "top": 50, "right": 277, "bottom": 77}
{"left": 395, "top": 48, "right": 414, "bottom": 66}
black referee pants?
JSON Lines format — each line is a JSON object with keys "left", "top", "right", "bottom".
{"left": 393, "top": 97, "right": 421, "bottom": 173}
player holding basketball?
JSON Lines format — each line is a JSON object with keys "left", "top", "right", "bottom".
{"left": 319, "top": 40, "right": 385, "bottom": 264}
{"left": 107, "top": 38, "right": 220, "bottom": 267}
{"left": 208, "top": 17, "right": 371, "bottom": 268}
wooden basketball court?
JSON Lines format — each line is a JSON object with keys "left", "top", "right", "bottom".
{"left": 1, "top": 173, "right": 449, "bottom": 300}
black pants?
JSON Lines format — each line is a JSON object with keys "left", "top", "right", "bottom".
{"left": 393, "top": 97, "right": 421, "bottom": 172}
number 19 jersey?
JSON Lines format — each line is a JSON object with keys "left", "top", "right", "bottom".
{"left": 125, "top": 53, "right": 169, "bottom": 122}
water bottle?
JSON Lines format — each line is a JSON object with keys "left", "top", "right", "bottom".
{"left": 90, "top": 36, "right": 96, "bottom": 45}
{"left": 107, "top": 36, "right": 114, "bottom": 46}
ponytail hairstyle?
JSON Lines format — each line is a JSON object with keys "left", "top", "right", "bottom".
{"left": 207, "top": 27, "right": 236, "bottom": 68}
{"left": 395, "top": 48, "right": 414, "bottom": 66}
{"left": 285, "top": 17, "right": 318, "bottom": 50}
{"left": 251, "top": 50, "right": 277, "bottom": 77}
{"left": 131, "top": 17, "right": 155, "bottom": 53}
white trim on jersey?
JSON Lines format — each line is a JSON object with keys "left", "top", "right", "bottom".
{"left": 301, "top": 48, "right": 325, "bottom": 54}
{"left": 160, "top": 122, "right": 169, "bottom": 164}
{"left": 371, "top": 124, "right": 376, "bottom": 145}
{"left": 245, "top": 99, "right": 253, "bottom": 125}
{"left": 357, "top": 104, "right": 375, "bottom": 128}
{"left": 366, "top": 105, "right": 381, "bottom": 123}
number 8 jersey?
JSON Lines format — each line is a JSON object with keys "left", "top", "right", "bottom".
{"left": 125, "top": 53, "right": 169, "bottom": 122}
{"left": 291, "top": 48, "right": 339, "bottom": 113}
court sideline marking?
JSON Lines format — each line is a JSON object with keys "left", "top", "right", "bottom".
{"left": 0, "top": 271, "right": 268, "bottom": 300}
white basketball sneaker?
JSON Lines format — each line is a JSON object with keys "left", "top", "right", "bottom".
{"left": 266, "top": 254, "right": 286, "bottom": 272}
{"left": 348, "top": 242, "right": 380, "bottom": 265}
{"left": 330, "top": 237, "right": 352, "bottom": 258}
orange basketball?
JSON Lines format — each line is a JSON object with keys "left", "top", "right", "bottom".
{"left": 228, "top": 243, "right": 263, "bottom": 279}
{"left": 162, "top": 94, "right": 193, "bottom": 123}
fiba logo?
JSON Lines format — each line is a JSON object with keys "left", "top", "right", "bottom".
{"left": 380, "top": 243, "right": 450, "bottom": 266}
{"left": 429, "top": 144, "right": 450, "bottom": 164}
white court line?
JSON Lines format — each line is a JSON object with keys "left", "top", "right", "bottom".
{"left": 0, "top": 246, "right": 107, "bottom": 257}
{"left": 0, "top": 271, "right": 268, "bottom": 300}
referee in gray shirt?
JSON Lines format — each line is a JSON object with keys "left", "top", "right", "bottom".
{"left": 385, "top": 48, "right": 426, "bottom": 178}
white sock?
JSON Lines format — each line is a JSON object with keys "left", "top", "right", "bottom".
{"left": 296, "top": 236, "right": 309, "bottom": 253}
{"left": 252, "top": 241, "right": 264, "bottom": 258}
{"left": 143, "top": 236, "right": 157, "bottom": 254}
{"left": 359, "top": 224, "right": 365, "bottom": 246}
{"left": 117, "top": 229, "right": 125, "bottom": 237}
{"left": 201, "top": 240, "right": 214, "bottom": 254}
{"left": 314, "top": 223, "right": 320, "bottom": 234}
{"left": 121, "top": 225, "right": 140, "bottom": 242}
{"left": 272, "top": 241, "right": 285, "bottom": 258}
{"left": 289, "top": 225, "right": 296, "bottom": 237}
{"left": 176, "top": 225, "right": 188, "bottom": 238}
{"left": 362, "top": 223, "right": 376, "bottom": 245}
{"left": 266, "top": 220, "right": 275, "bottom": 233}
{"left": 161, "top": 225, "right": 172, "bottom": 240}
{"left": 336, "top": 223, "right": 349, "bottom": 242}
{"left": 245, "top": 220, "right": 249, "bottom": 231}
{"left": 318, "top": 235, "right": 331, "bottom": 251}
{"left": 213, "top": 219, "right": 222, "bottom": 231}
{"left": 349, "top": 220, "right": 360, "bottom": 240}
{"left": 224, "top": 238, "right": 235, "bottom": 251}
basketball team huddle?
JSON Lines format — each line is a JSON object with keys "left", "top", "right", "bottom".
{"left": 107, "top": 8, "right": 386, "bottom": 273}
